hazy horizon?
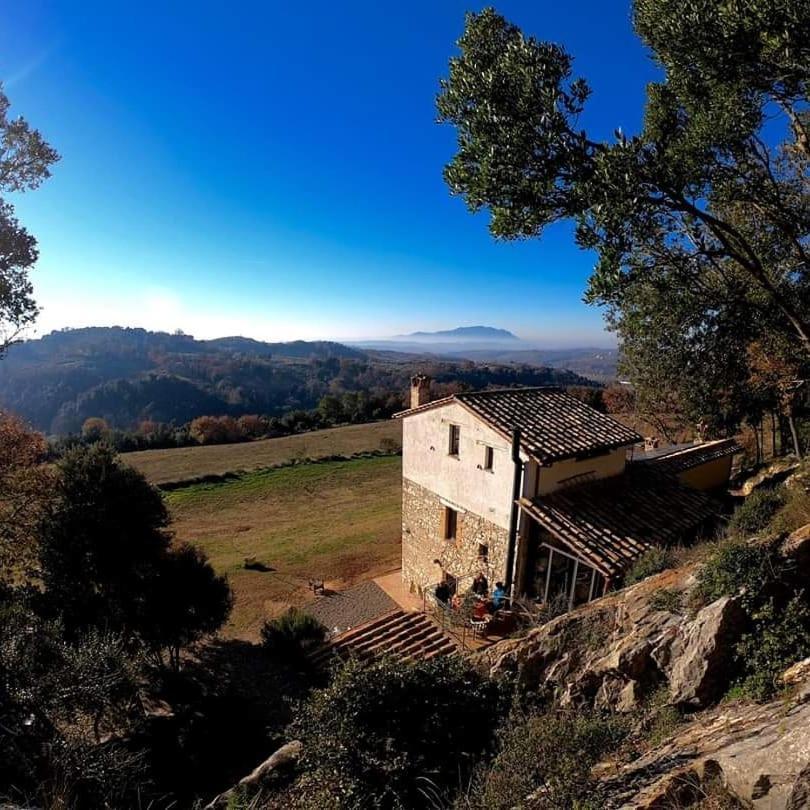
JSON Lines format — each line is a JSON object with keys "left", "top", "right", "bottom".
{"left": 5, "top": 1, "right": 656, "bottom": 348}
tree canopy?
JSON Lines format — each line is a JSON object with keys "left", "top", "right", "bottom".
{"left": 438, "top": 2, "right": 809, "bottom": 443}
{"left": 0, "top": 87, "right": 59, "bottom": 352}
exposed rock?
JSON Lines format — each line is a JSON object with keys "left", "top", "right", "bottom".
{"left": 783, "top": 657, "right": 810, "bottom": 687}
{"left": 735, "top": 459, "right": 801, "bottom": 497}
{"left": 667, "top": 595, "right": 746, "bottom": 708}
{"left": 782, "top": 523, "right": 810, "bottom": 573}
{"left": 602, "top": 690, "right": 810, "bottom": 809}
{"left": 204, "top": 740, "right": 301, "bottom": 809}
{"left": 786, "top": 760, "right": 810, "bottom": 810}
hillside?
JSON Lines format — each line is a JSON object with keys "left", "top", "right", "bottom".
{"left": 0, "top": 326, "right": 596, "bottom": 435}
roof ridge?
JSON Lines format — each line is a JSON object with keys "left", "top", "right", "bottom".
{"left": 457, "top": 385, "right": 565, "bottom": 398}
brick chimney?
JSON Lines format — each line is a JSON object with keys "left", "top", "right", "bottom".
{"left": 410, "top": 374, "right": 431, "bottom": 409}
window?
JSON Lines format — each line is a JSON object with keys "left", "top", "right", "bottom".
{"left": 443, "top": 506, "right": 458, "bottom": 540}
{"left": 448, "top": 424, "right": 460, "bottom": 456}
{"left": 478, "top": 543, "right": 489, "bottom": 562}
{"left": 483, "top": 445, "right": 494, "bottom": 471}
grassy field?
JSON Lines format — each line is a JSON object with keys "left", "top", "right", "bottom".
{"left": 127, "top": 420, "right": 402, "bottom": 486}
{"left": 165, "top": 454, "right": 402, "bottom": 640}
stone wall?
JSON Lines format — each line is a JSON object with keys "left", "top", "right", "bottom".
{"left": 401, "top": 477, "right": 510, "bottom": 596}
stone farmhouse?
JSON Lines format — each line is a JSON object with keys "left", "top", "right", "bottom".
{"left": 395, "top": 376, "right": 739, "bottom": 611}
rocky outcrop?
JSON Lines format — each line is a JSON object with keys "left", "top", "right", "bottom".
{"left": 473, "top": 523, "right": 810, "bottom": 809}
{"left": 668, "top": 594, "right": 746, "bottom": 707}
{"left": 734, "top": 459, "right": 801, "bottom": 496}
{"left": 474, "top": 566, "right": 743, "bottom": 711}
{"left": 204, "top": 741, "right": 301, "bottom": 809}
{"left": 601, "top": 686, "right": 810, "bottom": 809}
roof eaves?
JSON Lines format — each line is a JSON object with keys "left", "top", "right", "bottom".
{"left": 392, "top": 394, "right": 457, "bottom": 420}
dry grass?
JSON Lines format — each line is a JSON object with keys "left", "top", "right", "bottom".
{"left": 125, "top": 420, "right": 402, "bottom": 486}
{"left": 166, "top": 454, "right": 402, "bottom": 640}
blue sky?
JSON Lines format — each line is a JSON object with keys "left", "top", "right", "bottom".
{"left": 3, "top": 1, "right": 658, "bottom": 346}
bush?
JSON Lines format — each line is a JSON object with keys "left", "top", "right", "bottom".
{"left": 261, "top": 608, "right": 327, "bottom": 657}
{"left": 465, "top": 709, "right": 628, "bottom": 810}
{"left": 733, "top": 593, "right": 810, "bottom": 701}
{"left": 692, "top": 540, "right": 781, "bottom": 611}
{"left": 649, "top": 588, "right": 683, "bottom": 614}
{"left": 728, "top": 488, "right": 786, "bottom": 535}
{"left": 625, "top": 547, "right": 675, "bottom": 586}
{"left": 288, "top": 655, "right": 505, "bottom": 809}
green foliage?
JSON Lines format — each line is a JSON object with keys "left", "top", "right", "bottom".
{"left": 649, "top": 588, "right": 683, "bottom": 614}
{"left": 0, "top": 595, "right": 144, "bottom": 807}
{"left": 693, "top": 536, "right": 810, "bottom": 701}
{"left": 463, "top": 709, "right": 628, "bottom": 810}
{"left": 693, "top": 539, "right": 782, "bottom": 611}
{"left": 625, "top": 547, "right": 675, "bottom": 585}
{"left": 37, "top": 443, "right": 231, "bottom": 665}
{"left": 733, "top": 594, "right": 810, "bottom": 701}
{"left": 261, "top": 608, "right": 327, "bottom": 658}
{"left": 728, "top": 488, "right": 786, "bottom": 535}
{"left": 0, "top": 88, "right": 59, "bottom": 352}
{"left": 437, "top": 2, "right": 810, "bottom": 438}
{"left": 288, "top": 655, "right": 504, "bottom": 809}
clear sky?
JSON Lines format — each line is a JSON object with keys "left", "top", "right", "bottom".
{"left": 2, "top": 1, "right": 658, "bottom": 347}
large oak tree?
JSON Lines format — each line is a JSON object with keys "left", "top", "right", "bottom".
{"left": 438, "top": 2, "right": 809, "bottom": 444}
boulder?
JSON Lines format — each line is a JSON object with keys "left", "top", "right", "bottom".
{"left": 783, "top": 657, "right": 810, "bottom": 687}
{"left": 735, "top": 459, "right": 801, "bottom": 497}
{"left": 782, "top": 523, "right": 810, "bottom": 573}
{"left": 602, "top": 691, "right": 810, "bottom": 809}
{"left": 204, "top": 740, "right": 301, "bottom": 809}
{"left": 787, "top": 761, "right": 810, "bottom": 810}
{"left": 667, "top": 595, "right": 746, "bottom": 708}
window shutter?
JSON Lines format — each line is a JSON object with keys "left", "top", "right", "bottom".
{"left": 455, "top": 512, "right": 462, "bottom": 544}
{"left": 440, "top": 507, "right": 448, "bottom": 539}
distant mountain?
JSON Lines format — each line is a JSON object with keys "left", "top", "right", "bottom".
{"left": 400, "top": 326, "right": 519, "bottom": 341}
{"left": 0, "top": 326, "right": 596, "bottom": 435}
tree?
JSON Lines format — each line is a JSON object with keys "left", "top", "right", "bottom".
{"left": 81, "top": 416, "right": 111, "bottom": 442}
{"left": 437, "top": 4, "right": 809, "bottom": 433}
{"left": 140, "top": 543, "right": 232, "bottom": 670}
{"left": 37, "top": 444, "right": 231, "bottom": 658}
{"left": 0, "top": 410, "right": 53, "bottom": 581}
{"left": 0, "top": 87, "right": 59, "bottom": 352}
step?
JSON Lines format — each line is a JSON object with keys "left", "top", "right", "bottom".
{"left": 347, "top": 613, "right": 427, "bottom": 655}
{"left": 329, "top": 609, "right": 406, "bottom": 646}
{"left": 377, "top": 622, "right": 438, "bottom": 656}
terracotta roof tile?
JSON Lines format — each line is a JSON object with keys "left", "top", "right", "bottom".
{"left": 519, "top": 467, "right": 721, "bottom": 579}
{"left": 395, "top": 387, "right": 642, "bottom": 464}
{"left": 635, "top": 439, "right": 742, "bottom": 476}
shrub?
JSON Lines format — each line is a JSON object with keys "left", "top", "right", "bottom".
{"left": 769, "top": 482, "right": 810, "bottom": 535}
{"left": 625, "top": 547, "right": 675, "bottom": 586}
{"left": 288, "top": 655, "right": 504, "bottom": 809}
{"left": 465, "top": 709, "right": 628, "bottom": 810}
{"left": 692, "top": 540, "right": 781, "bottom": 611}
{"left": 649, "top": 588, "right": 683, "bottom": 614}
{"left": 733, "top": 593, "right": 810, "bottom": 701}
{"left": 728, "top": 488, "right": 786, "bottom": 535}
{"left": 261, "top": 608, "right": 327, "bottom": 657}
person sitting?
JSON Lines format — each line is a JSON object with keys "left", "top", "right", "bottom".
{"left": 451, "top": 592, "right": 462, "bottom": 610}
{"left": 434, "top": 581, "right": 451, "bottom": 605}
{"left": 471, "top": 572, "right": 488, "bottom": 597}
{"left": 472, "top": 598, "right": 489, "bottom": 621}
{"left": 491, "top": 581, "right": 507, "bottom": 610}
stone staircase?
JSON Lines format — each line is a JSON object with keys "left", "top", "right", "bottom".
{"left": 309, "top": 609, "right": 457, "bottom": 666}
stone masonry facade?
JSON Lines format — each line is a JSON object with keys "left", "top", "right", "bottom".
{"left": 401, "top": 477, "right": 509, "bottom": 597}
